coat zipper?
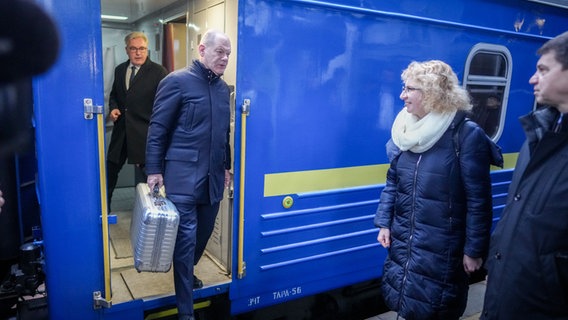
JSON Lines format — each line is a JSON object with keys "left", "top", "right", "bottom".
{"left": 397, "top": 154, "right": 422, "bottom": 311}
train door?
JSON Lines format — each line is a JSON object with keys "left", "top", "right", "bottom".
{"left": 33, "top": 0, "right": 110, "bottom": 319}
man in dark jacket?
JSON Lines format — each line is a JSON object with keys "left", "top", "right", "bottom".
{"left": 106, "top": 32, "right": 168, "bottom": 211}
{"left": 146, "top": 29, "right": 232, "bottom": 320}
{"left": 481, "top": 31, "right": 568, "bottom": 320}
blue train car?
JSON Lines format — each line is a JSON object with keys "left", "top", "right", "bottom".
{"left": 1, "top": 0, "right": 567, "bottom": 319}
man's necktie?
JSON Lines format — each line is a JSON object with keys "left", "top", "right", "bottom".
{"left": 129, "top": 66, "right": 136, "bottom": 89}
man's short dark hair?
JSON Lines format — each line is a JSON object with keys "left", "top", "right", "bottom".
{"left": 538, "top": 31, "right": 568, "bottom": 70}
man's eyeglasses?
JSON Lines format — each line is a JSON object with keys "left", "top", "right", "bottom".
{"left": 128, "top": 46, "right": 147, "bottom": 53}
{"left": 402, "top": 85, "right": 421, "bottom": 93}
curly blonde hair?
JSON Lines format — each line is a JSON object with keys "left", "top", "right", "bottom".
{"left": 401, "top": 60, "right": 472, "bottom": 114}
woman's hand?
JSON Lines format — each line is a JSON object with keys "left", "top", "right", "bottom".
{"left": 377, "top": 228, "right": 391, "bottom": 248}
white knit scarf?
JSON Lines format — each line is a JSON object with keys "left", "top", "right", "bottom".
{"left": 391, "top": 108, "right": 456, "bottom": 153}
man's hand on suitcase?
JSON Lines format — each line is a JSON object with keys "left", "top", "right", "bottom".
{"left": 147, "top": 174, "right": 164, "bottom": 193}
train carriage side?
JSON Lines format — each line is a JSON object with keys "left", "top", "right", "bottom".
{"left": 7, "top": 0, "right": 568, "bottom": 319}
{"left": 229, "top": 0, "right": 568, "bottom": 316}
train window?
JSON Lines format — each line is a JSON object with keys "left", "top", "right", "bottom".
{"left": 469, "top": 53, "right": 507, "bottom": 77}
{"left": 463, "top": 44, "right": 512, "bottom": 140}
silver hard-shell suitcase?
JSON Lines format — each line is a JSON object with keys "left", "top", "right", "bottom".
{"left": 130, "top": 183, "right": 179, "bottom": 273}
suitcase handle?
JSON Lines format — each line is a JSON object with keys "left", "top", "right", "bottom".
{"left": 151, "top": 185, "right": 166, "bottom": 207}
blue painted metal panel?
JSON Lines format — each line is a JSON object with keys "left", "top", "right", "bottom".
{"left": 33, "top": 0, "right": 107, "bottom": 319}
{"left": 230, "top": 0, "right": 568, "bottom": 315}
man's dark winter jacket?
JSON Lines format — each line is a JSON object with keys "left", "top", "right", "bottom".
{"left": 146, "top": 60, "right": 231, "bottom": 205}
{"left": 375, "top": 113, "right": 503, "bottom": 319}
{"left": 481, "top": 106, "right": 568, "bottom": 320}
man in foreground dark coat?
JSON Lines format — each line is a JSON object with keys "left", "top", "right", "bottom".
{"left": 481, "top": 31, "right": 568, "bottom": 320}
{"left": 146, "top": 29, "right": 232, "bottom": 320}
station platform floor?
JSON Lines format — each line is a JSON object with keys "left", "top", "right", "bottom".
{"left": 366, "top": 280, "right": 486, "bottom": 320}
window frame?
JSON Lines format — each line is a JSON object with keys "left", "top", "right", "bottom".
{"left": 463, "top": 43, "right": 513, "bottom": 141}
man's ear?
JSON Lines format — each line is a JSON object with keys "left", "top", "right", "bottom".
{"left": 198, "top": 44, "right": 206, "bottom": 57}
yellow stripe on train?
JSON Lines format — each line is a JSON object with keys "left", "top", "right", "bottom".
{"left": 264, "top": 153, "right": 518, "bottom": 197}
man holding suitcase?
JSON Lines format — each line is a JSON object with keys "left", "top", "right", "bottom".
{"left": 145, "top": 29, "right": 232, "bottom": 320}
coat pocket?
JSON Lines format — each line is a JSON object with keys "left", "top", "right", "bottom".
{"left": 183, "top": 102, "right": 197, "bottom": 131}
{"left": 164, "top": 148, "right": 199, "bottom": 196}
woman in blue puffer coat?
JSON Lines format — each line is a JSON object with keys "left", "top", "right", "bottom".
{"left": 374, "top": 60, "right": 503, "bottom": 320}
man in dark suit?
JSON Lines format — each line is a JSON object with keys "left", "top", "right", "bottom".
{"left": 106, "top": 32, "right": 167, "bottom": 211}
{"left": 146, "top": 29, "right": 232, "bottom": 320}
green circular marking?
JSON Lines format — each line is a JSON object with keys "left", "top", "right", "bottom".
{"left": 282, "top": 196, "right": 294, "bottom": 209}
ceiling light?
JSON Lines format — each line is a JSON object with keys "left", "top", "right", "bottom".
{"left": 101, "top": 14, "right": 128, "bottom": 21}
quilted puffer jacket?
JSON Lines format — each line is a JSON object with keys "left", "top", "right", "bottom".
{"left": 374, "top": 112, "right": 503, "bottom": 319}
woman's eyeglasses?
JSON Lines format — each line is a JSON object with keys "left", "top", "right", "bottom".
{"left": 402, "top": 85, "right": 421, "bottom": 93}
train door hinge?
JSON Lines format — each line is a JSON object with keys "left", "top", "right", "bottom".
{"left": 242, "top": 99, "right": 250, "bottom": 116}
{"left": 93, "top": 291, "right": 112, "bottom": 309}
{"left": 84, "top": 98, "right": 104, "bottom": 120}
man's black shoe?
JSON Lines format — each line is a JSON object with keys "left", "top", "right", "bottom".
{"left": 193, "top": 275, "right": 203, "bottom": 289}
